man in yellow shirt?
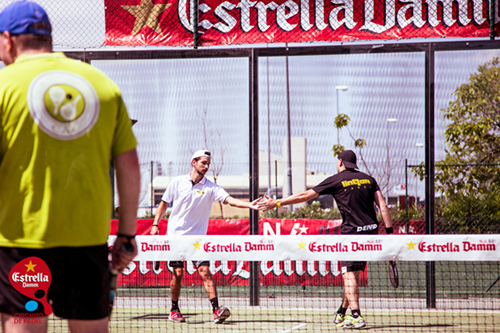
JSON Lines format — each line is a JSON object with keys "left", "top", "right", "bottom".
{"left": 0, "top": 1, "right": 140, "bottom": 332}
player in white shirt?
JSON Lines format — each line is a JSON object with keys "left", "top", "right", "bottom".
{"left": 151, "top": 150, "right": 262, "bottom": 324}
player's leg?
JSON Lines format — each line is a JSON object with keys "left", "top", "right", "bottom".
{"left": 1, "top": 313, "right": 48, "bottom": 333}
{"left": 333, "top": 292, "right": 349, "bottom": 325}
{"left": 196, "top": 262, "right": 216, "bottom": 299}
{"left": 168, "top": 262, "right": 185, "bottom": 322}
{"left": 342, "top": 270, "right": 361, "bottom": 310}
{"left": 67, "top": 318, "right": 108, "bottom": 333}
{"left": 195, "top": 261, "right": 230, "bottom": 324}
{"left": 337, "top": 261, "right": 366, "bottom": 328}
{"left": 170, "top": 266, "right": 184, "bottom": 301}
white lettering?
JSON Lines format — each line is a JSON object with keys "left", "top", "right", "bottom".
{"left": 213, "top": 2, "right": 238, "bottom": 33}
{"left": 276, "top": 0, "right": 299, "bottom": 31}
{"left": 329, "top": 0, "right": 356, "bottom": 30}
{"left": 255, "top": 1, "right": 279, "bottom": 31}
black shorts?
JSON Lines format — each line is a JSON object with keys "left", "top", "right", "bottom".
{"left": 340, "top": 261, "right": 367, "bottom": 273}
{"left": 0, "top": 245, "right": 111, "bottom": 320}
{"left": 169, "top": 261, "right": 210, "bottom": 269}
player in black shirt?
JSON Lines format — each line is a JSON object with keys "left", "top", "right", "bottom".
{"left": 258, "top": 150, "right": 393, "bottom": 329}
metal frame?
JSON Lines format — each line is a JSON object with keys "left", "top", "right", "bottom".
{"left": 66, "top": 39, "right": 500, "bottom": 308}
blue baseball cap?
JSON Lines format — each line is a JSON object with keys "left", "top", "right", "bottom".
{"left": 0, "top": 1, "right": 51, "bottom": 36}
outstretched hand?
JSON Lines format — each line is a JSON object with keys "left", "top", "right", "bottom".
{"left": 257, "top": 195, "right": 277, "bottom": 211}
{"left": 249, "top": 196, "right": 265, "bottom": 210}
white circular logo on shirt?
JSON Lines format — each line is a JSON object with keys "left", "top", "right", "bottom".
{"left": 27, "top": 71, "right": 99, "bottom": 140}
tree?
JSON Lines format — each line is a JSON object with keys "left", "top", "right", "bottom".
{"left": 196, "top": 106, "right": 226, "bottom": 218}
{"left": 417, "top": 57, "right": 500, "bottom": 219}
{"left": 332, "top": 114, "right": 401, "bottom": 199}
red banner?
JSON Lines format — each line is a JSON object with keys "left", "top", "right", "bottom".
{"left": 110, "top": 218, "right": 424, "bottom": 287}
{"left": 104, "top": 0, "right": 497, "bottom": 47}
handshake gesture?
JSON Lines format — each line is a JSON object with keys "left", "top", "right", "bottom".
{"left": 249, "top": 195, "right": 279, "bottom": 212}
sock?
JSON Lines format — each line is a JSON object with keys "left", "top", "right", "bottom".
{"left": 351, "top": 309, "right": 361, "bottom": 318}
{"left": 338, "top": 306, "right": 347, "bottom": 316}
{"left": 210, "top": 297, "right": 219, "bottom": 312}
{"left": 171, "top": 300, "right": 179, "bottom": 311}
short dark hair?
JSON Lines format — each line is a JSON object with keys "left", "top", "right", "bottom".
{"left": 12, "top": 24, "right": 52, "bottom": 51}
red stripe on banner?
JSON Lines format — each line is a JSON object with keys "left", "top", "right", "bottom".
{"left": 110, "top": 218, "right": 424, "bottom": 287}
{"left": 104, "top": 0, "right": 496, "bottom": 46}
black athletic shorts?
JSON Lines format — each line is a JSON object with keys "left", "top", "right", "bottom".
{"left": 0, "top": 245, "right": 111, "bottom": 319}
{"left": 340, "top": 261, "right": 367, "bottom": 273}
{"left": 169, "top": 261, "right": 210, "bottom": 269}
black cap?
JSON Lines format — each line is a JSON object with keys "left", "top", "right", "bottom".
{"left": 338, "top": 150, "right": 358, "bottom": 169}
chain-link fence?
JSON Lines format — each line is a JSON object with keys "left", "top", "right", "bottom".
{"left": 404, "top": 162, "right": 500, "bottom": 234}
{"left": 92, "top": 44, "right": 500, "bottom": 236}
{"left": 0, "top": 0, "right": 498, "bottom": 48}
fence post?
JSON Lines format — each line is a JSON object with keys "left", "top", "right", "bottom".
{"left": 405, "top": 159, "right": 409, "bottom": 234}
{"left": 150, "top": 161, "right": 154, "bottom": 217}
{"left": 425, "top": 43, "right": 436, "bottom": 309}
{"left": 490, "top": 0, "right": 496, "bottom": 40}
{"left": 192, "top": 0, "right": 198, "bottom": 48}
{"left": 275, "top": 160, "right": 279, "bottom": 218}
{"left": 249, "top": 48, "right": 260, "bottom": 306}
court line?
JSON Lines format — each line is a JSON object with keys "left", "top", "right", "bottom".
{"left": 281, "top": 323, "right": 307, "bottom": 332}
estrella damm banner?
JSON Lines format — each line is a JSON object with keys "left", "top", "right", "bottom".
{"left": 104, "top": 0, "right": 498, "bottom": 47}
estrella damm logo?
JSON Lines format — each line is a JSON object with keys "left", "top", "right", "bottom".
{"left": 9, "top": 257, "right": 53, "bottom": 315}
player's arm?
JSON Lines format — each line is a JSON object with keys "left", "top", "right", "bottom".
{"left": 112, "top": 148, "right": 140, "bottom": 272}
{"left": 151, "top": 200, "right": 169, "bottom": 235}
{"left": 374, "top": 190, "right": 393, "bottom": 232}
{"left": 258, "top": 189, "right": 319, "bottom": 211}
{"left": 224, "top": 196, "right": 263, "bottom": 210}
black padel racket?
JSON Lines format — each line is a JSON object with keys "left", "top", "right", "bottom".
{"left": 388, "top": 261, "right": 399, "bottom": 289}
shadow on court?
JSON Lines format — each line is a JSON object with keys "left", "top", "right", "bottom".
{"left": 129, "top": 312, "right": 306, "bottom": 325}
{"left": 368, "top": 323, "right": 453, "bottom": 329}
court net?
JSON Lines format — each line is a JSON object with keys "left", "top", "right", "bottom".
{"left": 54, "top": 234, "right": 500, "bottom": 332}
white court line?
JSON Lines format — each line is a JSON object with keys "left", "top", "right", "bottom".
{"left": 281, "top": 323, "right": 307, "bottom": 332}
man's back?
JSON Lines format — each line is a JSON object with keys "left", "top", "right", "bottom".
{"left": 0, "top": 53, "right": 137, "bottom": 249}
{"left": 313, "top": 169, "right": 380, "bottom": 234}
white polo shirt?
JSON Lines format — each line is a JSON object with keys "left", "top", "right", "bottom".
{"left": 162, "top": 175, "right": 230, "bottom": 235}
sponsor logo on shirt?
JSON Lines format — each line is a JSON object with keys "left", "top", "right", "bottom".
{"left": 357, "top": 224, "right": 378, "bottom": 232}
{"left": 342, "top": 179, "right": 371, "bottom": 187}
{"left": 28, "top": 71, "right": 99, "bottom": 140}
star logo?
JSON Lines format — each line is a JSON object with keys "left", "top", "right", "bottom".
{"left": 299, "top": 225, "right": 308, "bottom": 234}
{"left": 407, "top": 240, "right": 417, "bottom": 250}
{"left": 122, "top": 0, "right": 171, "bottom": 36}
{"left": 25, "top": 260, "right": 37, "bottom": 273}
{"left": 193, "top": 241, "right": 201, "bottom": 250}
{"left": 298, "top": 241, "right": 306, "bottom": 250}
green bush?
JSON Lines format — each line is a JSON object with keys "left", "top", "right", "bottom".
{"left": 261, "top": 201, "right": 341, "bottom": 220}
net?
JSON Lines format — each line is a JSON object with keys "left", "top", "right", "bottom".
{"left": 41, "top": 232, "right": 500, "bottom": 333}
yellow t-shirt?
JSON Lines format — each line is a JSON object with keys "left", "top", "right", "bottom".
{"left": 0, "top": 53, "right": 137, "bottom": 248}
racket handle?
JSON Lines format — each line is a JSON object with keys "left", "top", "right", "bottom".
{"left": 122, "top": 241, "right": 134, "bottom": 253}
{"left": 109, "top": 264, "right": 118, "bottom": 312}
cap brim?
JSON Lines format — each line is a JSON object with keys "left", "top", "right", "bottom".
{"left": 343, "top": 161, "right": 358, "bottom": 169}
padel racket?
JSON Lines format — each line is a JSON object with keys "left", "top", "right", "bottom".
{"left": 388, "top": 261, "right": 399, "bottom": 289}
{"left": 485, "top": 272, "right": 500, "bottom": 292}
{"left": 110, "top": 242, "right": 134, "bottom": 314}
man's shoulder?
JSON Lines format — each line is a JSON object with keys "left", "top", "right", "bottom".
{"left": 342, "top": 169, "right": 373, "bottom": 179}
{"left": 202, "top": 177, "right": 221, "bottom": 188}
